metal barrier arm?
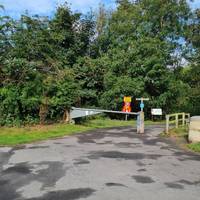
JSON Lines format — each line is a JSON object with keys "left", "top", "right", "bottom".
{"left": 70, "top": 107, "right": 144, "bottom": 134}
{"left": 71, "top": 107, "right": 138, "bottom": 116}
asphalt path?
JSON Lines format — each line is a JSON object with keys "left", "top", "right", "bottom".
{"left": 0, "top": 125, "right": 200, "bottom": 200}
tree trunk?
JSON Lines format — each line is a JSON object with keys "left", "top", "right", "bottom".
{"left": 39, "top": 98, "right": 48, "bottom": 124}
{"left": 63, "top": 109, "right": 70, "bottom": 123}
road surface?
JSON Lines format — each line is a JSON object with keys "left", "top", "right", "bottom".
{"left": 0, "top": 125, "right": 200, "bottom": 200}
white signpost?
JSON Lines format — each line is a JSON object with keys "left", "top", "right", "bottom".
{"left": 136, "top": 97, "right": 150, "bottom": 134}
{"left": 151, "top": 108, "right": 162, "bottom": 116}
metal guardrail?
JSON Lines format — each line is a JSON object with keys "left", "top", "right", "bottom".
{"left": 165, "top": 113, "right": 190, "bottom": 134}
{"left": 70, "top": 107, "right": 138, "bottom": 119}
{"left": 70, "top": 107, "right": 145, "bottom": 134}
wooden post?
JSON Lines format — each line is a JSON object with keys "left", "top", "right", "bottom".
{"left": 175, "top": 114, "right": 178, "bottom": 128}
{"left": 182, "top": 113, "right": 185, "bottom": 126}
{"left": 166, "top": 115, "right": 169, "bottom": 134}
{"left": 188, "top": 113, "right": 191, "bottom": 124}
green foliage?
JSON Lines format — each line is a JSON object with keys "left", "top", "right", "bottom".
{"left": 188, "top": 142, "right": 200, "bottom": 153}
{"left": 0, "top": 4, "right": 82, "bottom": 125}
{"left": 0, "top": 1, "right": 200, "bottom": 126}
{"left": 73, "top": 56, "right": 107, "bottom": 105}
{"left": 161, "top": 127, "right": 200, "bottom": 153}
{"left": 94, "top": 0, "right": 192, "bottom": 113}
{"left": 47, "top": 70, "right": 80, "bottom": 119}
{"left": 0, "top": 58, "right": 42, "bottom": 125}
{"left": 100, "top": 75, "right": 144, "bottom": 110}
{"left": 182, "top": 8, "right": 200, "bottom": 115}
{"left": 180, "top": 65, "right": 200, "bottom": 115}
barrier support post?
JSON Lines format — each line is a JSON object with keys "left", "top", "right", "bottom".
{"left": 182, "top": 113, "right": 185, "bottom": 126}
{"left": 166, "top": 115, "right": 169, "bottom": 134}
{"left": 175, "top": 114, "right": 178, "bottom": 128}
{"left": 137, "top": 111, "right": 144, "bottom": 134}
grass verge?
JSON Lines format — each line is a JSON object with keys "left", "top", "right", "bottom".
{"left": 161, "top": 127, "right": 188, "bottom": 138}
{"left": 0, "top": 118, "right": 162, "bottom": 146}
{"left": 161, "top": 126, "right": 200, "bottom": 153}
{"left": 187, "top": 143, "right": 200, "bottom": 153}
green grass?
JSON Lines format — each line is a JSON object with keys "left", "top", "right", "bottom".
{"left": 160, "top": 126, "right": 200, "bottom": 153}
{"left": 160, "top": 127, "right": 182, "bottom": 138}
{"left": 0, "top": 124, "right": 89, "bottom": 146}
{"left": 84, "top": 118, "right": 136, "bottom": 128}
{"left": 0, "top": 118, "right": 163, "bottom": 146}
{"left": 166, "top": 127, "right": 188, "bottom": 138}
{"left": 187, "top": 143, "right": 200, "bottom": 153}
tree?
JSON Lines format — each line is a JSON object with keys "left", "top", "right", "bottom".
{"left": 181, "top": 8, "right": 200, "bottom": 115}
{"left": 97, "top": 0, "right": 191, "bottom": 113}
{"left": 0, "top": 0, "right": 199, "bottom": 126}
{"left": 0, "top": 58, "right": 43, "bottom": 125}
{"left": 73, "top": 56, "right": 107, "bottom": 106}
{"left": 0, "top": 4, "right": 83, "bottom": 125}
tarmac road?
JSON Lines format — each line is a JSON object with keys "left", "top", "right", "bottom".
{"left": 0, "top": 125, "right": 200, "bottom": 200}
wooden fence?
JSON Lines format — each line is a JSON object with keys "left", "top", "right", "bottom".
{"left": 166, "top": 113, "right": 190, "bottom": 134}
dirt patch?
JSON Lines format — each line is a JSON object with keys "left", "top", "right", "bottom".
{"left": 74, "top": 159, "right": 90, "bottom": 165}
{"left": 27, "top": 188, "right": 96, "bottom": 200}
{"left": 88, "top": 151, "right": 162, "bottom": 160}
{"left": 27, "top": 146, "right": 49, "bottom": 149}
{"left": 132, "top": 175, "right": 155, "bottom": 184}
{"left": 3, "top": 162, "right": 32, "bottom": 174}
{"left": 178, "top": 179, "right": 200, "bottom": 185}
{"left": 164, "top": 182, "right": 184, "bottom": 189}
{"left": 0, "top": 179, "right": 20, "bottom": 200}
{"left": 137, "top": 168, "right": 147, "bottom": 172}
{"left": 106, "top": 183, "right": 126, "bottom": 187}
{"left": 35, "top": 161, "right": 66, "bottom": 189}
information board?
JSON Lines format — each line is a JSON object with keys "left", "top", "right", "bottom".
{"left": 151, "top": 108, "right": 162, "bottom": 116}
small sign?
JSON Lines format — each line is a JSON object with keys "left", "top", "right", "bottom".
{"left": 151, "top": 108, "right": 162, "bottom": 116}
{"left": 123, "top": 102, "right": 131, "bottom": 113}
{"left": 140, "top": 103, "right": 144, "bottom": 109}
{"left": 124, "top": 96, "right": 132, "bottom": 103}
{"left": 123, "top": 96, "right": 132, "bottom": 113}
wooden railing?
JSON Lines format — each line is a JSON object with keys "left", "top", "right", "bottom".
{"left": 166, "top": 113, "right": 190, "bottom": 134}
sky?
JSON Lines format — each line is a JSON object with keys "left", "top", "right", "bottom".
{"left": 0, "top": 0, "right": 200, "bottom": 19}
{"left": 0, "top": 0, "right": 116, "bottom": 18}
